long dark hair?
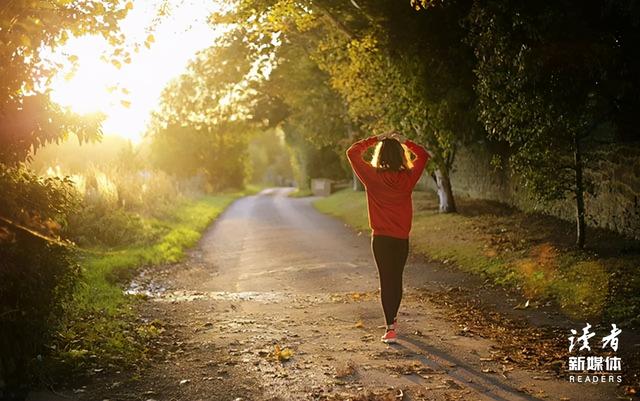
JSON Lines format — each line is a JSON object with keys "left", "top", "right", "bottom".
{"left": 371, "top": 138, "right": 413, "bottom": 172}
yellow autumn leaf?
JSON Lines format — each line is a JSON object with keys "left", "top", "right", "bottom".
{"left": 273, "top": 345, "right": 293, "bottom": 361}
{"left": 126, "top": 2, "right": 133, "bottom": 10}
{"left": 121, "top": 100, "right": 131, "bottom": 108}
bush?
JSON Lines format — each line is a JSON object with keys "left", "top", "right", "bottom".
{"left": 65, "top": 201, "right": 166, "bottom": 248}
{"left": 0, "top": 236, "right": 80, "bottom": 399}
{"left": 0, "top": 164, "right": 81, "bottom": 400}
{"left": 62, "top": 168, "right": 179, "bottom": 248}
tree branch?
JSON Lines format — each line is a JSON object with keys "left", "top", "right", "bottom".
{"left": 0, "top": 216, "right": 71, "bottom": 247}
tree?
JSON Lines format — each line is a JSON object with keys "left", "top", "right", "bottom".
{"left": 467, "top": 0, "right": 639, "bottom": 248}
{"left": 0, "top": 0, "right": 132, "bottom": 164}
{"left": 148, "top": 28, "right": 260, "bottom": 190}
{"left": 257, "top": 36, "right": 353, "bottom": 189}
{"left": 150, "top": 122, "right": 250, "bottom": 190}
{"left": 220, "top": 0, "right": 481, "bottom": 212}
{"left": 191, "top": 15, "right": 356, "bottom": 190}
{"left": 313, "top": 1, "right": 480, "bottom": 211}
{"left": 246, "top": 128, "right": 295, "bottom": 186}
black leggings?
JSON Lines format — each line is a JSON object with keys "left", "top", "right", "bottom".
{"left": 371, "top": 235, "right": 409, "bottom": 326}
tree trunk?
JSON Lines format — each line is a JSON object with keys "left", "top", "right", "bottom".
{"left": 352, "top": 171, "right": 364, "bottom": 191}
{"left": 433, "top": 169, "right": 457, "bottom": 213}
{"left": 574, "top": 135, "right": 586, "bottom": 249}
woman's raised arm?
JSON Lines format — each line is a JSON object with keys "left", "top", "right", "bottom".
{"left": 403, "top": 139, "right": 430, "bottom": 187}
{"left": 346, "top": 136, "right": 379, "bottom": 186}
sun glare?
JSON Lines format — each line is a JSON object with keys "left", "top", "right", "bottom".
{"left": 50, "top": 36, "right": 115, "bottom": 115}
{"left": 48, "top": 0, "right": 226, "bottom": 144}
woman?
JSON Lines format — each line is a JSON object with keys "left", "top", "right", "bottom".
{"left": 346, "top": 132, "right": 429, "bottom": 343}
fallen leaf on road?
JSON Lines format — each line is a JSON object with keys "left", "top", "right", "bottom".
{"left": 513, "top": 300, "right": 530, "bottom": 310}
{"left": 360, "top": 334, "right": 374, "bottom": 342}
{"left": 315, "top": 388, "right": 404, "bottom": 401}
{"left": 355, "top": 320, "right": 365, "bottom": 328}
{"left": 335, "top": 360, "right": 357, "bottom": 378}
{"left": 442, "top": 379, "right": 464, "bottom": 390}
{"left": 501, "top": 364, "right": 512, "bottom": 379}
{"left": 273, "top": 345, "right": 293, "bottom": 361}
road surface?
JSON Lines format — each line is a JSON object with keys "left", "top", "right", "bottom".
{"left": 34, "top": 187, "right": 620, "bottom": 401}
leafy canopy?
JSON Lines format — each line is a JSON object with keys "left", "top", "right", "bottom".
{"left": 0, "top": 0, "right": 132, "bottom": 164}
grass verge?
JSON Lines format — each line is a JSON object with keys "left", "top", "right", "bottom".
{"left": 313, "top": 188, "right": 640, "bottom": 328}
{"left": 47, "top": 191, "right": 248, "bottom": 380}
{"left": 288, "top": 187, "right": 314, "bottom": 198}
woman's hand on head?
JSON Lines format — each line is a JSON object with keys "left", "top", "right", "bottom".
{"left": 377, "top": 133, "right": 388, "bottom": 141}
{"left": 390, "top": 133, "right": 407, "bottom": 143}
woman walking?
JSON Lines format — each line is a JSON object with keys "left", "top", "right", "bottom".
{"left": 346, "top": 132, "right": 429, "bottom": 343}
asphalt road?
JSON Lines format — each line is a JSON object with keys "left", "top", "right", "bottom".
{"left": 30, "top": 187, "right": 620, "bottom": 401}
{"left": 191, "top": 187, "right": 379, "bottom": 294}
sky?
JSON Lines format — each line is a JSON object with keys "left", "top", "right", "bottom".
{"left": 48, "top": 0, "right": 226, "bottom": 144}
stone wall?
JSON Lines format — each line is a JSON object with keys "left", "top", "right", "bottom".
{"left": 423, "top": 141, "right": 640, "bottom": 240}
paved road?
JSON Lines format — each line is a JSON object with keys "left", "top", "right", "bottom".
{"left": 31, "top": 187, "right": 619, "bottom": 401}
{"left": 159, "top": 187, "right": 616, "bottom": 401}
{"left": 191, "top": 187, "right": 378, "bottom": 294}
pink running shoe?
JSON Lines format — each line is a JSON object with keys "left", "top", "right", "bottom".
{"left": 381, "top": 329, "right": 397, "bottom": 344}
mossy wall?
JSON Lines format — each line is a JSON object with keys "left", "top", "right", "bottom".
{"left": 423, "top": 141, "right": 640, "bottom": 240}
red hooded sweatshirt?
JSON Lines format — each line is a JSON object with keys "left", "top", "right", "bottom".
{"left": 346, "top": 136, "right": 429, "bottom": 239}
